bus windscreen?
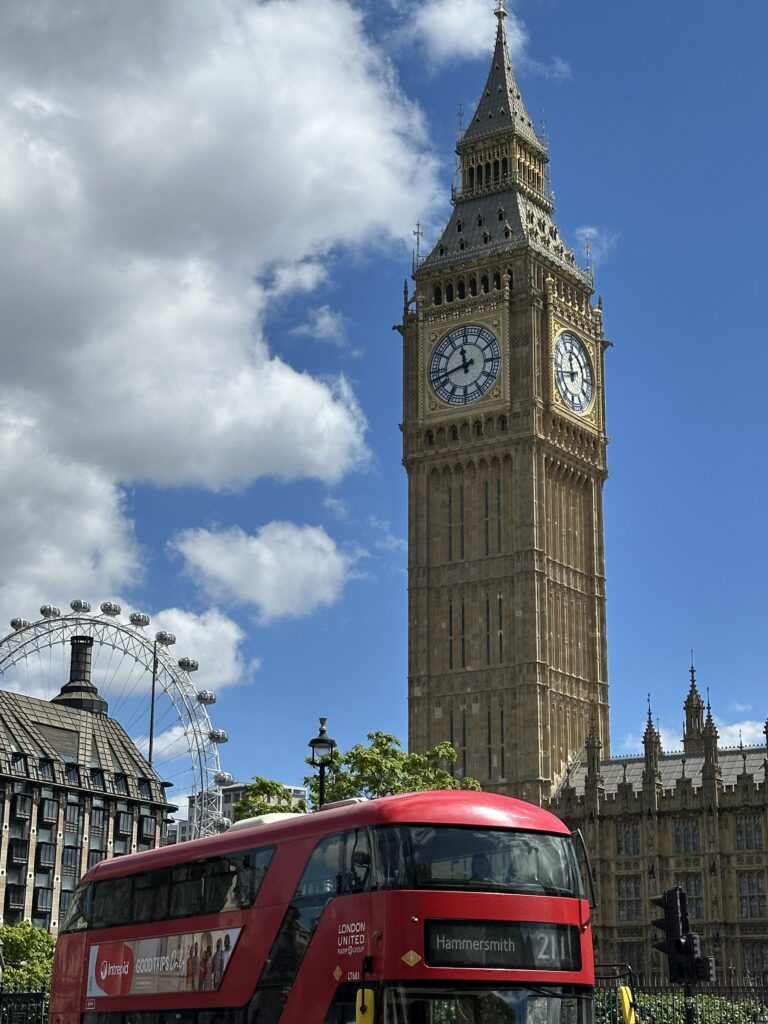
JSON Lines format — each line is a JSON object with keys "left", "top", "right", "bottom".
{"left": 375, "top": 826, "right": 583, "bottom": 896}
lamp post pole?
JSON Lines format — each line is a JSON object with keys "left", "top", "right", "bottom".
{"left": 309, "top": 717, "right": 336, "bottom": 808}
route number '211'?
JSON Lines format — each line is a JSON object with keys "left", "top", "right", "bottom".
{"left": 536, "top": 929, "right": 573, "bottom": 965}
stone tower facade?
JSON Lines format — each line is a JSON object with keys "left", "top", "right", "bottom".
{"left": 399, "top": 3, "right": 610, "bottom": 804}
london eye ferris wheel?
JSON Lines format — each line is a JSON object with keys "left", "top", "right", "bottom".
{"left": 0, "top": 600, "right": 234, "bottom": 837}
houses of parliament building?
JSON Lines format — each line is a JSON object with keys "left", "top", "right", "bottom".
{"left": 400, "top": 2, "right": 767, "bottom": 981}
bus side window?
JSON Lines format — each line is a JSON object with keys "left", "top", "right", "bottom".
{"left": 250, "top": 835, "right": 345, "bottom": 1021}
{"left": 204, "top": 858, "right": 238, "bottom": 914}
{"left": 297, "top": 834, "right": 345, "bottom": 898}
{"left": 343, "top": 829, "right": 372, "bottom": 894}
{"left": 92, "top": 875, "right": 133, "bottom": 929}
{"left": 171, "top": 861, "right": 205, "bottom": 918}
{"left": 202, "top": 846, "right": 275, "bottom": 914}
{"left": 60, "top": 881, "right": 92, "bottom": 932}
{"left": 132, "top": 868, "right": 171, "bottom": 923}
{"left": 374, "top": 826, "right": 410, "bottom": 889}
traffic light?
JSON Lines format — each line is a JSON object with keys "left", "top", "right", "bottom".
{"left": 685, "top": 933, "right": 701, "bottom": 960}
{"left": 651, "top": 887, "right": 688, "bottom": 983}
{"left": 694, "top": 955, "right": 716, "bottom": 983}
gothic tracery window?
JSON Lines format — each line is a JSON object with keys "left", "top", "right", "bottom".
{"left": 616, "top": 821, "right": 640, "bottom": 857}
{"left": 676, "top": 872, "right": 704, "bottom": 919}
{"left": 739, "top": 871, "right": 767, "bottom": 919}
{"left": 736, "top": 815, "right": 764, "bottom": 851}
{"left": 617, "top": 876, "right": 642, "bottom": 921}
{"left": 674, "top": 819, "right": 701, "bottom": 854}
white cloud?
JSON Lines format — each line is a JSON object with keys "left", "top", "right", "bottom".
{"left": 574, "top": 226, "right": 618, "bottom": 268}
{"left": 369, "top": 516, "right": 407, "bottom": 553}
{"left": 269, "top": 260, "right": 329, "bottom": 298}
{"left": 324, "top": 496, "right": 349, "bottom": 520}
{"left": 715, "top": 719, "right": 765, "bottom": 748}
{"left": 623, "top": 716, "right": 766, "bottom": 756}
{"left": 658, "top": 726, "right": 684, "bottom": 753}
{"left": 0, "top": 404, "right": 140, "bottom": 629}
{"left": 524, "top": 54, "right": 572, "bottom": 82}
{"left": 292, "top": 305, "right": 350, "bottom": 347}
{"left": 134, "top": 722, "right": 190, "bottom": 763}
{"left": 171, "top": 522, "right": 363, "bottom": 623}
{"left": 404, "top": 0, "right": 527, "bottom": 65}
{"left": 0, "top": 0, "right": 443, "bottom": 607}
{"left": 151, "top": 607, "right": 257, "bottom": 691}
{"left": 394, "top": 0, "right": 566, "bottom": 80}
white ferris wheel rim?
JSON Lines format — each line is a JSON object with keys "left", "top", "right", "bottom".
{"left": 0, "top": 607, "right": 228, "bottom": 838}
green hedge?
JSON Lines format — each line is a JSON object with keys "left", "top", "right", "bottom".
{"left": 595, "top": 988, "right": 768, "bottom": 1024}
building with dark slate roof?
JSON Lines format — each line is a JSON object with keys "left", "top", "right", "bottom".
{"left": 0, "top": 636, "right": 175, "bottom": 933}
{"left": 549, "top": 667, "right": 768, "bottom": 982}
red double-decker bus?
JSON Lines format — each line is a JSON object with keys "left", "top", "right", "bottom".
{"left": 49, "top": 791, "right": 594, "bottom": 1024}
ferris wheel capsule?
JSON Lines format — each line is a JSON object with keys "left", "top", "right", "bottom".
{"left": 214, "top": 771, "right": 234, "bottom": 786}
{"left": 0, "top": 608, "right": 225, "bottom": 839}
{"left": 214, "top": 816, "right": 232, "bottom": 832}
{"left": 178, "top": 658, "right": 199, "bottom": 673}
{"left": 155, "top": 631, "right": 176, "bottom": 646}
{"left": 196, "top": 690, "right": 216, "bottom": 705}
{"left": 129, "top": 612, "right": 150, "bottom": 627}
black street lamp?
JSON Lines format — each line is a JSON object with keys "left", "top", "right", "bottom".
{"left": 309, "top": 717, "right": 336, "bottom": 808}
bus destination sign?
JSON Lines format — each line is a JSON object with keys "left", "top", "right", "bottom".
{"left": 425, "top": 921, "right": 581, "bottom": 971}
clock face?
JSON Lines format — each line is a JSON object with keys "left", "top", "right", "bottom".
{"left": 554, "top": 330, "right": 593, "bottom": 413}
{"left": 429, "top": 324, "right": 501, "bottom": 405}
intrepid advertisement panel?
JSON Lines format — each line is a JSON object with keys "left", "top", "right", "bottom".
{"left": 86, "top": 927, "right": 241, "bottom": 998}
{"left": 425, "top": 920, "right": 581, "bottom": 971}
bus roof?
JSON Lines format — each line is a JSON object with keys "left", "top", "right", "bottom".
{"left": 85, "top": 790, "right": 569, "bottom": 883}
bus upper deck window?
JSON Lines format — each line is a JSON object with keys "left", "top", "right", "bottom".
{"left": 60, "top": 882, "right": 91, "bottom": 932}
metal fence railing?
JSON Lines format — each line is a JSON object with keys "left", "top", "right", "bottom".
{"left": 0, "top": 988, "right": 48, "bottom": 1024}
{"left": 596, "top": 980, "right": 768, "bottom": 1023}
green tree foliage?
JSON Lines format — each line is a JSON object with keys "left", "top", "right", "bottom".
{"left": 305, "top": 732, "right": 480, "bottom": 808}
{"left": 0, "top": 920, "right": 55, "bottom": 991}
{"left": 232, "top": 776, "right": 306, "bottom": 821}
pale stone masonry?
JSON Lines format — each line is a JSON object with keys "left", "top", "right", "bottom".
{"left": 399, "top": 3, "right": 609, "bottom": 805}
{"left": 399, "top": 1, "right": 767, "bottom": 982}
{"left": 549, "top": 673, "right": 768, "bottom": 982}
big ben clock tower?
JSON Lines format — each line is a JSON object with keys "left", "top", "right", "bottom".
{"left": 400, "top": 2, "right": 610, "bottom": 805}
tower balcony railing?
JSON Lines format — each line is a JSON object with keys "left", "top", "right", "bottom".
{"left": 452, "top": 170, "right": 554, "bottom": 206}
{"left": 457, "top": 124, "right": 549, "bottom": 152}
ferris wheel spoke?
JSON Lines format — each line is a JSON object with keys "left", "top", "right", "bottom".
{"left": 0, "top": 605, "right": 227, "bottom": 838}
{"left": 98, "top": 639, "right": 119, "bottom": 695}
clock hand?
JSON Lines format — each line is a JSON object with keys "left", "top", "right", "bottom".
{"left": 459, "top": 346, "right": 470, "bottom": 372}
{"left": 462, "top": 357, "right": 475, "bottom": 373}
{"left": 435, "top": 364, "right": 466, "bottom": 386}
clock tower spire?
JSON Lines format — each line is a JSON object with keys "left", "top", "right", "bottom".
{"left": 400, "top": 8, "right": 610, "bottom": 804}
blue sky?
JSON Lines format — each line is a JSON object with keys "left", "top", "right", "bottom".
{"left": 1, "top": 0, "right": 767, "bottom": 811}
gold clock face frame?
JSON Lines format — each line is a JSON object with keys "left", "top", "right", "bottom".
{"left": 428, "top": 324, "right": 501, "bottom": 407}
{"left": 553, "top": 329, "right": 594, "bottom": 415}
